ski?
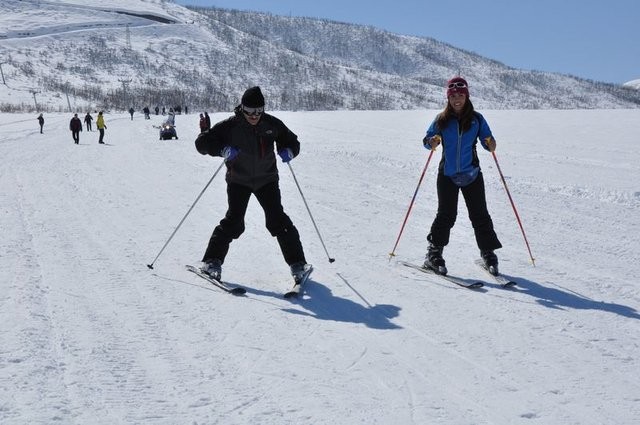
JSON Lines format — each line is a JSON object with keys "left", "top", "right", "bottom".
{"left": 401, "top": 261, "right": 484, "bottom": 289}
{"left": 474, "top": 260, "right": 517, "bottom": 288}
{"left": 284, "top": 264, "right": 314, "bottom": 299}
{"left": 185, "top": 265, "right": 247, "bottom": 295}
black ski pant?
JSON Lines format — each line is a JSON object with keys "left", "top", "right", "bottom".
{"left": 202, "top": 181, "right": 306, "bottom": 266}
{"left": 428, "top": 171, "right": 502, "bottom": 252}
{"left": 71, "top": 131, "right": 80, "bottom": 144}
{"left": 98, "top": 129, "right": 104, "bottom": 143}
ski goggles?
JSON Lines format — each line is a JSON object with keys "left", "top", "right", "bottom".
{"left": 447, "top": 81, "right": 467, "bottom": 89}
{"left": 242, "top": 106, "right": 264, "bottom": 116}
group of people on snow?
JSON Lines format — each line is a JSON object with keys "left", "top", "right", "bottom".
{"left": 38, "top": 106, "right": 184, "bottom": 145}
{"left": 194, "top": 78, "right": 501, "bottom": 286}
{"left": 52, "top": 111, "right": 106, "bottom": 144}
{"left": 127, "top": 106, "right": 154, "bottom": 120}
{"left": 36, "top": 111, "right": 104, "bottom": 143}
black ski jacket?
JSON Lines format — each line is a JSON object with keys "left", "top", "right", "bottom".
{"left": 195, "top": 106, "right": 300, "bottom": 190}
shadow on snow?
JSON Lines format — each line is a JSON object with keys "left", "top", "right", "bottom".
{"left": 156, "top": 272, "right": 402, "bottom": 329}
{"left": 502, "top": 274, "right": 640, "bottom": 320}
{"left": 246, "top": 278, "right": 402, "bottom": 330}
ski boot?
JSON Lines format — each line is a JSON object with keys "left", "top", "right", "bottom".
{"left": 480, "top": 250, "right": 499, "bottom": 276}
{"left": 201, "top": 258, "right": 222, "bottom": 281}
{"left": 290, "top": 261, "right": 313, "bottom": 282}
{"left": 423, "top": 244, "right": 447, "bottom": 275}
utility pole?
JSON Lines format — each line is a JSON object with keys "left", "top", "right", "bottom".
{"left": 0, "top": 62, "right": 6, "bottom": 85}
{"left": 118, "top": 78, "right": 132, "bottom": 110}
{"left": 64, "top": 81, "right": 72, "bottom": 112}
{"left": 125, "top": 24, "right": 132, "bottom": 51}
{"left": 30, "top": 90, "right": 39, "bottom": 111}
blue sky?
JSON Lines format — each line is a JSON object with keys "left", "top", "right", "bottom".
{"left": 175, "top": 0, "right": 639, "bottom": 85}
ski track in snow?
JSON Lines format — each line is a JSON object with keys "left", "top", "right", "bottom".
{"left": 0, "top": 110, "right": 639, "bottom": 424}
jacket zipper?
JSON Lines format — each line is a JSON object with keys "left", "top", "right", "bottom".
{"left": 456, "top": 121, "right": 462, "bottom": 173}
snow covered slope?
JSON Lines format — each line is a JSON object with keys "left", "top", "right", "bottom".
{"left": 0, "top": 108, "right": 639, "bottom": 424}
{"left": 624, "top": 79, "right": 640, "bottom": 90}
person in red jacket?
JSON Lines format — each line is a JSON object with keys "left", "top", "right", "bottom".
{"left": 194, "top": 86, "right": 310, "bottom": 282}
{"left": 69, "top": 113, "right": 82, "bottom": 144}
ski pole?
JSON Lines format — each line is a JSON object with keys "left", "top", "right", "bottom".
{"left": 490, "top": 149, "right": 535, "bottom": 266}
{"left": 147, "top": 161, "right": 225, "bottom": 269}
{"left": 287, "top": 162, "right": 335, "bottom": 263}
{"left": 388, "top": 147, "right": 436, "bottom": 260}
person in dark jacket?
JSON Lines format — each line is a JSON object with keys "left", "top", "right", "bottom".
{"left": 199, "top": 113, "right": 207, "bottom": 133}
{"left": 204, "top": 111, "right": 211, "bottom": 129}
{"left": 195, "top": 86, "right": 310, "bottom": 281}
{"left": 84, "top": 112, "right": 93, "bottom": 131}
{"left": 422, "top": 76, "right": 502, "bottom": 275}
{"left": 70, "top": 113, "right": 82, "bottom": 144}
{"left": 37, "top": 113, "right": 44, "bottom": 134}
{"left": 129, "top": 107, "right": 135, "bottom": 120}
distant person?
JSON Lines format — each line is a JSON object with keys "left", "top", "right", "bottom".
{"left": 37, "top": 113, "right": 44, "bottom": 134}
{"left": 129, "top": 107, "right": 135, "bottom": 120}
{"left": 204, "top": 111, "right": 211, "bottom": 129}
{"left": 155, "top": 106, "right": 159, "bottom": 115}
{"left": 422, "top": 76, "right": 502, "bottom": 276}
{"left": 143, "top": 106, "right": 150, "bottom": 119}
{"left": 184, "top": 105, "right": 188, "bottom": 114}
{"left": 162, "top": 107, "right": 166, "bottom": 115}
{"left": 199, "top": 113, "right": 207, "bottom": 133}
{"left": 194, "top": 86, "right": 310, "bottom": 283}
{"left": 96, "top": 111, "right": 107, "bottom": 144}
{"left": 69, "top": 113, "right": 82, "bottom": 144}
{"left": 84, "top": 112, "right": 93, "bottom": 131}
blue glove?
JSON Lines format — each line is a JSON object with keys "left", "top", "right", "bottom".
{"left": 278, "top": 148, "right": 294, "bottom": 163}
{"left": 221, "top": 146, "right": 239, "bottom": 162}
